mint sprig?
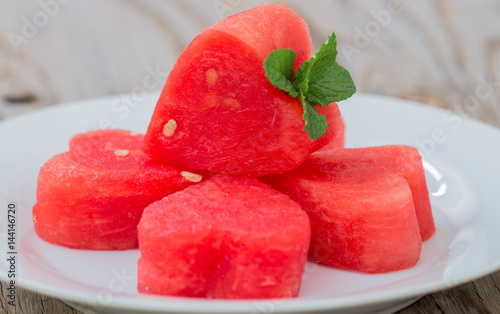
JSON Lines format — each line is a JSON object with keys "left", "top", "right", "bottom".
{"left": 263, "top": 32, "right": 356, "bottom": 140}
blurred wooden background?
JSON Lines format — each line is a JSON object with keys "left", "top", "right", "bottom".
{"left": 1, "top": 0, "right": 500, "bottom": 313}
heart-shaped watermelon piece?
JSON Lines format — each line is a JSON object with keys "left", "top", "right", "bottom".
{"left": 261, "top": 145, "right": 432, "bottom": 273}
{"left": 142, "top": 4, "right": 340, "bottom": 176}
{"left": 137, "top": 175, "right": 310, "bottom": 298}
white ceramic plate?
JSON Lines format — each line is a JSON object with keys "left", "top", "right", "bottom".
{"left": 1, "top": 92, "right": 500, "bottom": 314}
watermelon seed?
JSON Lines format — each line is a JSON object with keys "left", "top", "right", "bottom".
{"left": 181, "top": 171, "right": 202, "bottom": 183}
{"left": 223, "top": 98, "right": 240, "bottom": 108}
{"left": 163, "top": 119, "right": 177, "bottom": 137}
{"left": 114, "top": 149, "right": 130, "bottom": 157}
{"left": 206, "top": 68, "right": 218, "bottom": 87}
{"left": 260, "top": 276, "right": 277, "bottom": 287}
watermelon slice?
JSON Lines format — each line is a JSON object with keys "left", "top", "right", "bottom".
{"left": 137, "top": 175, "right": 310, "bottom": 298}
{"left": 33, "top": 129, "right": 205, "bottom": 250}
{"left": 142, "top": 4, "right": 341, "bottom": 176}
{"left": 313, "top": 146, "right": 435, "bottom": 240}
{"left": 261, "top": 147, "right": 427, "bottom": 273}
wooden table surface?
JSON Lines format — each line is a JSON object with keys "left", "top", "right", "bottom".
{"left": 1, "top": 1, "right": 500, "bottom": 313}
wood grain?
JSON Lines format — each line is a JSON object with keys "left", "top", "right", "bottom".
{"left": 1, "top": 0, "right": 500, "bottom": 313}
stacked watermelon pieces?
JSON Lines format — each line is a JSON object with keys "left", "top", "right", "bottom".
{"left": 32, "top": 4, "right": 434, "bottom": 299}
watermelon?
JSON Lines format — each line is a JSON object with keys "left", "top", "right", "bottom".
{"left": 313, "top": 146, "right": 435, "bottom": 240}
{"left": 261, "top": 147, "right": 427, "bottom": 273}
{"left": 315, "top": 104, "right": 345, "bottom": 151}
{"left": 137, "top": 175, "right": 310, "bottom": 298}
{"left": 33, "top": 129, "right": 205, "bottom": 250}
{"left": 142, "top": 4, "right": 341, "bottom": 176}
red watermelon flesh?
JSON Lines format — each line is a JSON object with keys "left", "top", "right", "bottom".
{"left": 142, "top": 4, "right": 340, "bottom": 176}
{"left": 209, "top": 4, "right": 311, "bottom": 72}
{"left": 33, "top": 129, "right": 205, "bottom": 250}
{"left": 137, "top": 175, "right": 310, "bottom": 298}
{"left": 313, "top": 146, "right": 435, "bottom": 240}
{"left": 315, "top": 104, "right": 345, "bottom": 151}
{"left": 69, "top": 128, "right": 144, "bottom": 168}
{"left": 261, "top": 150, "right": 423, "bottom": 273}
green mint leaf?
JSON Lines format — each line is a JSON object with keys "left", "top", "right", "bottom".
{"left": 263, "top": 48, "right": 299, "bottom": 97}
{"left": 293, "top": 60, "right": 311, "bottom": 96}
{"left": 302, "top": 97, "right": 328, "bottom": 140}
{"left": 298, "top": 32, "right": 356, "bottom": 106}
{"left": 307, "top": 63, "right": 356, "bottom": 105}
{"left": 294, "top": 33, "right": 338, "bottom": 95}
